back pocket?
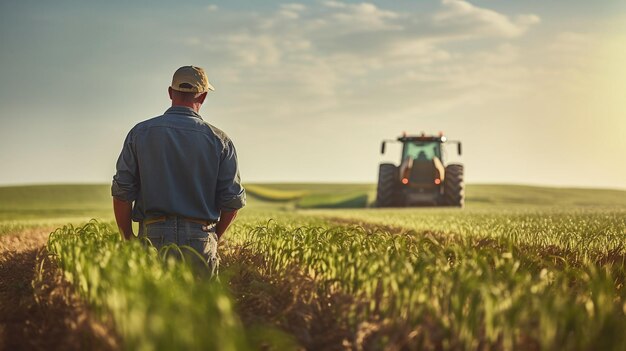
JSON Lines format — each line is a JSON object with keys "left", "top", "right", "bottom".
{"left": 187, "top": 237, "right": 212, "bottom": 258}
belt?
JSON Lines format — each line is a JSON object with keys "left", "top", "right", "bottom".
{"left": 143, "top": 216, "right": 216, "bottom": 226}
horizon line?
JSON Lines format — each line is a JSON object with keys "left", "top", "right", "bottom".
{"left": 0, "top": 181, "right": 624, "bottom": 192}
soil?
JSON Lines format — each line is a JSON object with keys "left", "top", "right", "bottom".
{"left": 0, "top": 228, "right": 119, "bottom": 351}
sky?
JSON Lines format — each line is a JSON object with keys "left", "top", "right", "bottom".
{"left": 0, "top": 0, "right": 625, "bottom": 189}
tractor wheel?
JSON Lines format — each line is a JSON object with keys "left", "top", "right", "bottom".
{"left": 443, "top": 164, "right": 465, "bottom": 207}
{"left": 376, "top": 163, "right": 398, "bottom": 207}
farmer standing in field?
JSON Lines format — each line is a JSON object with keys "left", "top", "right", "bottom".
{"left": 111, "top": 65, "right": 246, "bottom": 275}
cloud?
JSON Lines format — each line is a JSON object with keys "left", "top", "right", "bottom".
{"left": 324, "top": 2, "right": 400, "bottom": 31}
{"left": 434, "top": 0, "right": 540, "bottom": 38}
{"left": 279, "top": 3, "right": 307, "bottom": 19}
{"left": 184, "top": 0, "right": 541, "bottom": 122}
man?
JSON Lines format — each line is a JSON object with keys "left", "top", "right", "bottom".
{"left": 111, "top": 65, "right": 246, "bottom": 275}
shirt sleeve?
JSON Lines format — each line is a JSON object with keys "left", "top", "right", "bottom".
{"left": 111, "top": 129, "right": 140, "bottom": 202}
{"left": 216, "top": 139, "right": 246, "bottom": 211}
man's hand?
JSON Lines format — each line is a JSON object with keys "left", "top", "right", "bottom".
{"left": 215, "top": 209, "right": 238, "bottom": 240}
{"left": 113, "top": 197, "right": 134, "bottom": 240}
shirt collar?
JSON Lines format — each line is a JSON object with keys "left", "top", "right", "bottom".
{"left": 164, "top": 106, "right": 203, "bottom": 120}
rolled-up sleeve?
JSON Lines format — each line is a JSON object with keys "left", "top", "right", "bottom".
{"left": 216, "top": 139, "right": 246, "bottom": 211}
{"left": 111, "top": 130, "right": 139, "bottom": 202}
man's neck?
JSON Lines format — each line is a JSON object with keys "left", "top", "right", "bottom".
{"left": 171, "top": 102, "right": 201, "bottom": 113}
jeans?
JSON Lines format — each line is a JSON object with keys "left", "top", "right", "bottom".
{"left": 138, "top": 216, "right": 219, "bottom": 277}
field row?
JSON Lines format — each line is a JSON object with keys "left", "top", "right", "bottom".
{"left": 46, "top": 206, "right": 626, "bottom": 350}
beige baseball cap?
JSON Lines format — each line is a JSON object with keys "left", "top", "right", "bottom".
{"left": 170, "top": 65, "right": 215, "bottom": 93}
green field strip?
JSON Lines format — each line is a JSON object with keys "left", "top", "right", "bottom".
{"left": 2, "top": 184, "right": 625, "bottom": 222}
{"left": 244, "top": 184, "right": 308, "bottom": 202}
{"left": 296, "top": 191, "right": 370, "bottom": 209}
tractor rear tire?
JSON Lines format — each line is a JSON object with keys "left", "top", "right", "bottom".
{"left": 376, "top": 163, "right": 398, "bottom": 207}
{"left": 443, "top": 164, "right": 464, "bottom": 207}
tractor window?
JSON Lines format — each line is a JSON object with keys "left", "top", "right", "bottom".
{"left": 403, "top": 142, "right": 441, "bottom": 161}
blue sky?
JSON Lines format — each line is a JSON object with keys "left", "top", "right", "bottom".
{"left": 0, "top": 0, "right": 625, "bottom": 188}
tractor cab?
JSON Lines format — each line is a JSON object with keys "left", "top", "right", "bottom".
{"left": 377, "top": 133, "right": 464, "bottom": 207}
{"left": 403, "top": 141, "right": 441, "bottom": 162}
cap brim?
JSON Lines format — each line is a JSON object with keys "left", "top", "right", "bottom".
{"left": 170, "top": 84, "right": 215, "bottom": 93}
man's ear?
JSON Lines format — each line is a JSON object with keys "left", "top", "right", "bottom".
{"left": 198, "top": 92, "right": 208, "bottom": 104}
{"left": 168, "top": 87, "right": 173, "bottom": 100}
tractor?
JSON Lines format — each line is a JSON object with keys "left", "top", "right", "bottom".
{"left": 376, "top": 133, "right": 464, "bottom": 207}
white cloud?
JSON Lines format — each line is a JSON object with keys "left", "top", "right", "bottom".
{"left": 281, "top": 3, "right": 306, "bottom": 12}
{"left": 279, "top": 3, "right": 307, "bottom": 19}
{"left": 327, "top": 2, "right": 400, "bottom": 23}
{"left": 434, "top": 0, "right": 539, "bottom": 38}
{"left": 186, "top": 0, "right": 542, "bottom": 122}
{"left": 323, "top": 1, "right": 347, "bottom": 9}
{"left": 206, "top": 4, "right": 218, "bottom": 12}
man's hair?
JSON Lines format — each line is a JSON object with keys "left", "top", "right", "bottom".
{"left": 171, "top": 89, "right": 203, "bottom": 102}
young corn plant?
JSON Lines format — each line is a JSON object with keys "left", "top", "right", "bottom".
{"left": 227, "top": 220, "right": 626, "bottom": 350}
{"left": 47, "top": 220, "right": 250, "bottom": 351}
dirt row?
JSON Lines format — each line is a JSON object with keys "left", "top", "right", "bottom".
{"left": 0, "top": 228, "right": 118, "bottom": 351}
{"left": 220, "top": 221, "right": 441, "bottom": 350}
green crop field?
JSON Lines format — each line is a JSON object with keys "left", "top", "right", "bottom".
{"left": 2, "top": 183, "right": 626, "bottom": 350}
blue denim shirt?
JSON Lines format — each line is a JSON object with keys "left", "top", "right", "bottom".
{"left": 111, "top": 106, "right": 246, "bottom": 222}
